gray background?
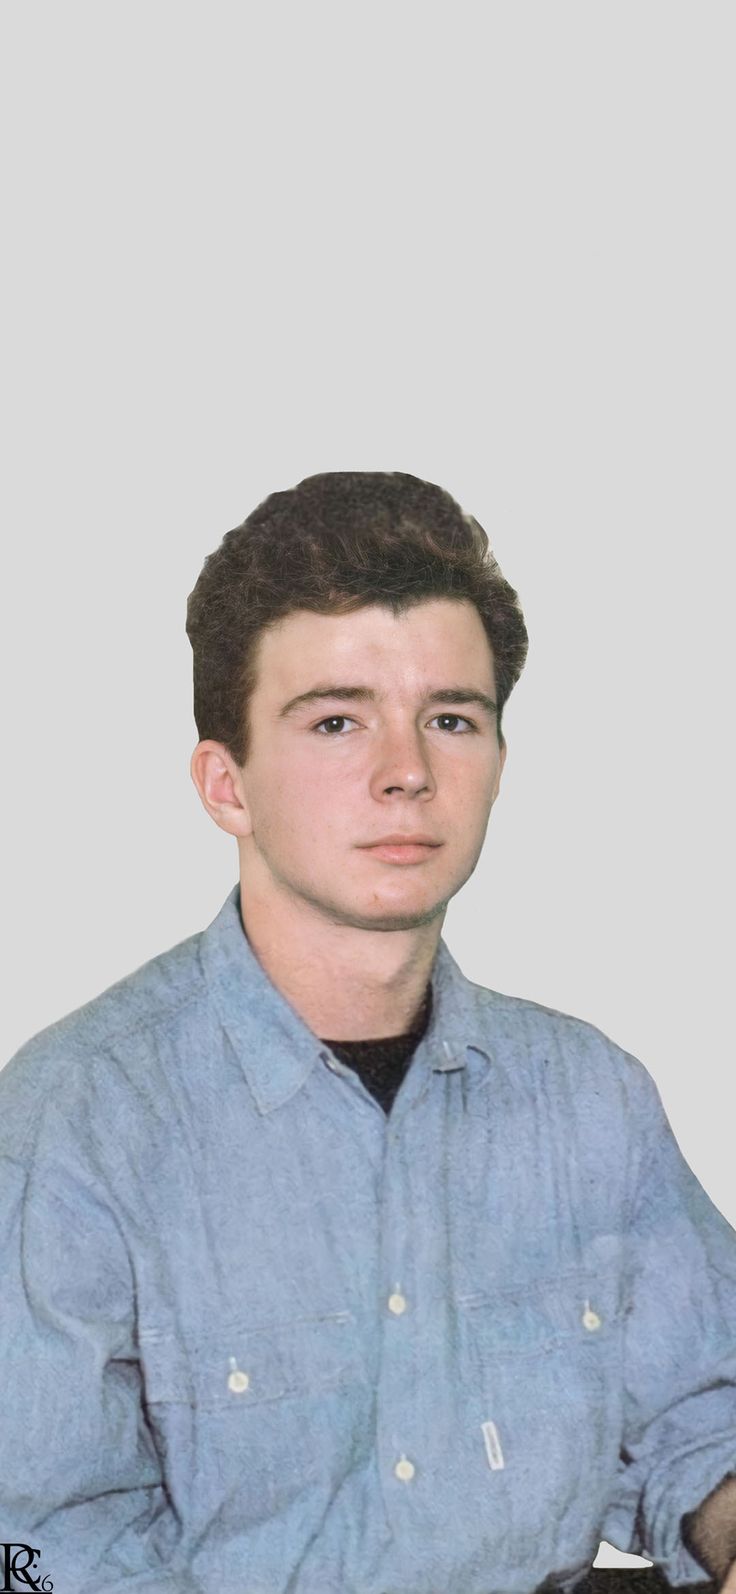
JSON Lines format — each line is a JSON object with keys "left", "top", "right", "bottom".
{"left": 1, "top": 3, "right": 734, "bottom": 1569}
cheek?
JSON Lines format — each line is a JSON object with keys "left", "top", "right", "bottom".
{"left": 259, "top": 762, "right": 343, "bottom": 849}
{"left": 448, "top": 761, "right": 498, "bottom": 811}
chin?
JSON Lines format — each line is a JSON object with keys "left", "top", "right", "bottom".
{"left": 346, "top": 896, "right": 449, "bottom": 933}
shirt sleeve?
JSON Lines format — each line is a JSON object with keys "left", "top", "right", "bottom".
{"left": 600, "top": 1060, "right": 736, "bottom": 1585}
{"left": 0, "top": 1145, "right": 202, "bottom": 1594}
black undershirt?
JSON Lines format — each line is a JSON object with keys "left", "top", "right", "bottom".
{"left": 320, "top": 982, "right": 433, "bottom": 1116}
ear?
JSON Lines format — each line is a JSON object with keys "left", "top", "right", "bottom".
{"left": 491, "top": 739, "right": 508, "bottom": 802}
{"left": 189, "top": 741, "right": 254, "bottom": 839}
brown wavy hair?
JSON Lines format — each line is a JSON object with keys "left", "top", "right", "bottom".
{"left": 185, "top": 471, "right": 529, "bottom": 767}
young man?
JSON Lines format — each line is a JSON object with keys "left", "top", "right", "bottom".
{"left": 1, "top": 471, "right": 735, "bottom": 1594}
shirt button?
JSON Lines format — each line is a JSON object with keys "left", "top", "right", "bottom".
{"left": 582, "top": 1307, "right": 602, "bottom": 1331}
{"left": 394, "top": 1456, "right": 415, "bottom": 1482}
{"left": 228, "top": 1370, "right": 250, "bottom": 1393}
{"left": 388, "top": 1292, "right": 407, "bottom": 1315}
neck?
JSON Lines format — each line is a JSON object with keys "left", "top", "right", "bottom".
{"left": 237, "top": 871, "right": 442, "bottom": 1041}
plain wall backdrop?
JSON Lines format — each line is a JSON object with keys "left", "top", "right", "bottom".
{"left": 1, "top": 2, "right": 734, "bottom": 1571}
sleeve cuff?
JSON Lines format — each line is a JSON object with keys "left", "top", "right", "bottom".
{"left": 643, "top": 1441, "right": 736, "bottom": 1585}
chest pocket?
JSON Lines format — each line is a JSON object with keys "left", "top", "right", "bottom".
{"left": 140, "top": 1309, "right": 368, "bottom": 1531}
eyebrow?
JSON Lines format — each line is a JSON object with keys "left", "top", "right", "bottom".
{"left": 278, "top": 684, "right": 499, "bottom": 721}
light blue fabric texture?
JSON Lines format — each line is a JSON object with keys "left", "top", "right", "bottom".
{"left": 1, "top": 880, "right": 735, "bottom": 1594}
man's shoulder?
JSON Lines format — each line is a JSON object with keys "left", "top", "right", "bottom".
{"left": 463, "top": 974, "right": 655, "bottom": 1102}
{"left": 0, "top": 920, "right": 210, "bottom": 1159}
{"left": 478, "top": 980, "right": 622, "bottom": 1037}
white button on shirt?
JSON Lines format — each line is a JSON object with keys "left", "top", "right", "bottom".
{"left": 388, "top": 1291, "right": 407, "bottom": 1314}
{"left": 394, "top": 1457, "right": 415, "bottom": 1482}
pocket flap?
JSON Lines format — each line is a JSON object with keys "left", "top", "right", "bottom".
{"left": 458, "top": 1268, "right": 623, "bottom": 1355}
{"left": 141, "top": 1309, "right": 361, "bottom": 1406}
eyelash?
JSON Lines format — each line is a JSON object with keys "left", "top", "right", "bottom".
{"left": 311, "top": 713, "right": 479, "bottom": 737}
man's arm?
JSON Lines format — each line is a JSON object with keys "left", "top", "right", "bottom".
{"left": 0, "top": 1144, "right": 201, "bottom": 1594}
{"left": 599, "top": 1058, "right": 736, "bottom": 1585}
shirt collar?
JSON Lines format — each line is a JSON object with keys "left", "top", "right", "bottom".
{"left": 199, "top": 881, "right": 493, "bottom": 1114}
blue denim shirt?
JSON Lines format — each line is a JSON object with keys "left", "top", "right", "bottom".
{"left": 1, "top": 881, "right": 736, "bottom": 1594}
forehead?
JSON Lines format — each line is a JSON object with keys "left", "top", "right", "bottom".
{"left": 254, "top": 599, "right": 496, "bottom": 694}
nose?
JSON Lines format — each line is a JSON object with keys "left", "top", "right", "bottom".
{"left": 369, "top": 723, "right": 437, "bottom": 799}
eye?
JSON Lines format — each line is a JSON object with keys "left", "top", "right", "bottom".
{"left": 312, "top": 716, "right": 358, "bottom": 735}
{"left": 430, "top": 714, "right": 478, "bottom": 734}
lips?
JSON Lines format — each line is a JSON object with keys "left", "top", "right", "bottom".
{"left": 362, "top": 840, "right": 441, "bottom": 864}
{"left": 363, "top": 837, "right": 440, "bottom": 847}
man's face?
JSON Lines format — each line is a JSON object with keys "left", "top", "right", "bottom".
{"left": 233, "top": 597, "right": 507, "bottom": 932}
